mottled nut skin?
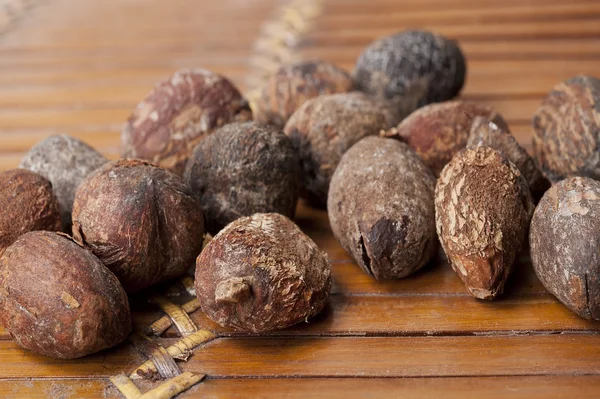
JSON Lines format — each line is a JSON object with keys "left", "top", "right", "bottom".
{"left": 435, "top": 147, "right": 534, "bottom": 300}
{"left": 386, "top": 101, "right": 508, "bottom": 176}
{"left": 195, "top": 213, "right": 331, "bottom": 332}
{"left": 72, "top": 159, "right": 205, "bottom": 293}
{"left": 328, "top": 136, "right": 437, "bottom": 280}
{"left": 284, "top": 92, "right": 394, "bottom": 207}
{"left": 185, "top": 122, "right": 300, "bottom": 235}
{"left": 122, "top": 69, "right": 252, "bottom": 175}
{"left": 255, "top": 60, "right": 354, "bottom": 128}
{"left": 0, "top": 231, "right": 131, "bottom": 359}
{"left": 468, "top": 117, "right": 551, "bottom": 202}
{"left": 532, "top": 75, "right": 600, "bottom": 182}
{"left": 20, "top": 134, "right": 108, "bottom": 230}
{"left": 0, "top": 169, "right": 61, "bottom": 256}
{"left": 530, "top": 177, "right": 600, "bottom": 320}
{"left": 354, "top": 30, "right": 466, "bottom": 113}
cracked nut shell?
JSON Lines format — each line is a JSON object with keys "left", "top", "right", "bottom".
{"left": 532, "top": 75, "right": 600, "bottom": 182}
{"left": 468, "top": 117, "right": 550, "bottom": 202}
{"left": 255, "top": 60, "right": 354, "bottom": 128}
{"left": 0, "top": 169, "right": 61, "bottom": 256}
{"left": 195, "top": 213, "right": 331, "bottom": 332}
{"left": 435, "top": 147, "right": 534, "bottom": 300}
{"left": 0, "top": 231, "right": 131, "bottom": 359}
{"left": 328, "top": 136, "right": 437, "bottom": 280}
{"left": 530, "top": 177, "right": 600, "bottom": 320}
{"left": 121, "top": 69, "right": 252, "bottom": 175}
{"left": 19, "top": 134, "right": 108, "bottom": 230}
{"left": 354, "top": 30, "right": 466, "bottom": 112}
{"left": 72, "top": 159, "right": 205, "bottom": 293}
{"left": 386, "top": 101, "right": 508, "bottom": 176}
{"left": 284, "top": 92, "right": 394, "bottom": 207}
{"left": 185, "top": 121, "right": 300, "bottom": 235}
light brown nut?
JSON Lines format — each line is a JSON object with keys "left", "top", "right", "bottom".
{"left": 328, "top": 136, "right": 437, "bottom": 280}
{"left": 435, "top": 147, "right": 534, "bottom": 299}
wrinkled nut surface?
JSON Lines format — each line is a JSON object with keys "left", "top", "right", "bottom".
{"left": 0, "top": 231, "right": 131, "bottom": 359}
{"left": 72, "top": 159, "right": 205, "bottom": 293}
{"left": 121, "top": 69, "right": 252, "bottom": 175}
{"left": 0, "top": 169, "right": 61, "bottom": 256}
{"left": 284, "top": 92, "right": 394, "bottom": 207}
{"left": 255, "top": 60, "right": 354, "bottom": 128}
{"left": 435, "top": 147, "right": 534, "bottom": 299}
{"left": 354, "top": 30, "right": 466, "bottom": 113}
{"left": 195, "top": 213, "right": 331, "bottom": 332}
{"left": 530, "top": 177, "right": 600, "bottom": 320}
{"left": 468, "top": 117, "right": 550, "bottom": 202}
{"left": 532, "top": 75, "right": 600, "bottom": 182}
{"left": 328, "top": 136, "right": 437, "bottom": 279}
{"left": 20, "top": 134, "right": 108, "bottom": 230}
{"left": 185, "top": 121, "right": 300, "bottom": 235}
{"left": 385, "top": 101, "right": 508, "bottom": 176}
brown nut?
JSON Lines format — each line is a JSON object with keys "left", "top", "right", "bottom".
{"left": 72, "top": 159, "right": 205, "bottom": 293}
{"left": 0, "top": 169, "right": 61, "bottom": 256}
{"left": 284, "top": 91, "right": 394, "bottom": 207}
{"left": 354, "top": 30, "right": 466, "bottom": 113}
{"left": 0, "top": 231, "right": 131, "bottom": 359}
{"left": 19, "top": 134, "right": 108, "bottom": 230}
{"left": 532, "top": 75, "right": 600, "bottom": 182}
{"left": 185, "top": 121, "right": 300, "bottom": 235}
{"left": 255, "top": 60, "right": 354, "bottom": 128}
{"left": 435, "top": 147, "right": 534, "bottom": 300}
{"left": 530, "top": 177, "right": 600, "bottom": 320}
{"left": 468, "top": 117, "right": 551, "bottom": 202}
{"left": 121, "top": 69, "right": 252, "bottom": 175}
{"left": 328, "top": 136, "right": 437, "bottom": 279}
{"left": 385, "top": 101, "right": 508, "bottom": 176}
{"left": 195, "top": 213, "right": 331, "bottom": 332}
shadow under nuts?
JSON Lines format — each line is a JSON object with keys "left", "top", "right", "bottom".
{"left": 530, "top": 177, "right": 600, "bottom": 320}
{"left": 328, "top": 136, "right": 437, "bottom": 280}
{"left": 121, "top": 69, "right": 252, "bottom": 176}
{"left": 72, "top": 159, "right": 205, "bottom": 293}
{"left": 19, "top": 134, "right": 108, "bottom": 231}
{"left": 435, "top": 147, "right": 534, "bottom": 300}
{"left": 284, "top": 91, "right": 394, "bottom": 207}
{"left": 0, "top": 231, "right": 131, "bottom": 359}
{"left": 185, "top": 121, "right": 300, "bottom": 235}
{"left": 0, "top": 169, "right": 61, "bottom": 256}
{"left": 195, "top": 213, "right": 331, "bottom": 332}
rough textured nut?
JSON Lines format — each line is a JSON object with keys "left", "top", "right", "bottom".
{"left": 195, "top": 213, "right": 331, "bottom": 332}
{"left": 532, "top": 75, "right": 600, "bottom": 182}
{"left": 328, "top": 137, "right": 437, "bottom": 279}
{"left": 385, "top": 101, "right": 508, "bottom": 176}
{"left": 283, "top": 92, "right": 394, "bottom": 207}
{"left": 435, "top": 147, "right": 534, "bottom": 300}
{"left": 0, "top": 169, "right": 61, "bottom": 256}
{"left": 19, "top": 134, "right": 108, "bottom": 230}
{"left": 185, "top": 121, "right": 300, "bottom": 235}
{"left": 354, "top": 30, "right": 466, "bottom": 113}
{"left": 530, "top": 177, "right": 600, "bottom": 320}
{"left": 255, "top": 60, "right": 354, "bottom": 128}
{"left": 468, "top": 117, "right": 551, "bottom": 201}
{"left": 121, "top": 69, "right": 252, "bottom": 175}
{"left": 0, "top": 231, "right": 131, "bottom": 359}
{"left": 72, "top": 159, "right": 205, "bottom": 293}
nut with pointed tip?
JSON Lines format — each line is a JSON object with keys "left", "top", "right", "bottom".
{"left": 530, "top": 177, "right": 600, "bottom": 320}
{"left": 435, "top": 147, "right": 534, "bottom": 299}
{"left": 195, "top": 213, "right": 331, "bottom": 332}
{"left": 328, "top": 136, "right": 437, "bottom": 280}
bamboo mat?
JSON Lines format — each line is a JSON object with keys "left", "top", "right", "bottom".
{"left": 1, "top": 0, "right": 600, "bottom": 398}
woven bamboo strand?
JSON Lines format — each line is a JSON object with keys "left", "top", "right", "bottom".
{"left": 110, "top": 374, "right": 143, "bottom": 399}
{"left": 128, "top": 333, "right": 181, "bottom": 380}
{"left": 130, "top": 329, "right": 217, "bottom": 380}
{"left": 147, "top": 298, "right": 201, "bottom": 337}
{"left": 150, "top": 296, "right": 198, "bottom": 337}
{"left": 137, "top": 372, "right": 205, "bottom": 399}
